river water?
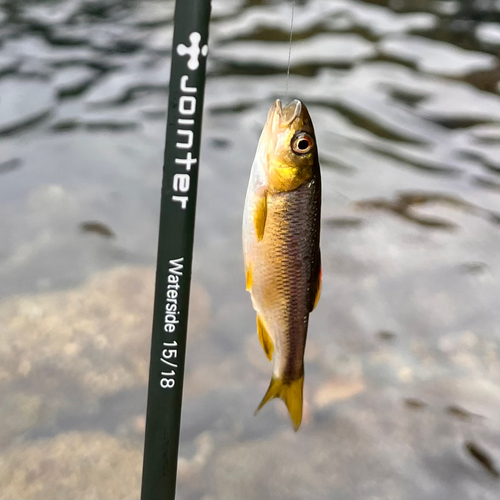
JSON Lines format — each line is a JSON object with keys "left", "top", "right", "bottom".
{"left": 0, "top": 0, "right": 499, "bottom": 498}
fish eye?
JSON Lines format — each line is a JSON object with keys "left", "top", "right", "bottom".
{"left": 291, "top": 132, "right": 314, "bottom": 155}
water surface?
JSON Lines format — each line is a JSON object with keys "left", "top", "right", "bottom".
{"left": 0, "top": 1, "right": 499, "bottom": 499}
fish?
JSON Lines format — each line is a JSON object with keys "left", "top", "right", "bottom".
{"left": 242, "top": 99, "right": 321, "bottom": 431}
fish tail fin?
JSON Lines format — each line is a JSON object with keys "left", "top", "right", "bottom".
{"left": 254, "top": 373, "right": 304, "bottom": 431}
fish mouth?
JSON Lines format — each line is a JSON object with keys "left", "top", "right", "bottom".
{"left": 260, "top": 99, "right": 308, "bottom": 156}
{"left": 273, "top": 99, "right": 303, "bottom": 127}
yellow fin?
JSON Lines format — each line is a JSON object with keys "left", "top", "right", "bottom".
{"left": 246, "top": 265, "right": 253, "bottom": 291}
{"left": 254, "top": 374, "right": 304, "bottom": 431}
{"left": 312, "top": 267, "right": 322, "bottom": 311}
{"left": 309, "top": 250, "right": 322, "bottom": 312}
{"left": 253, "top": 191, "right": 267, "bottom": 241}
{"left": 257, "top": 315, "right": 274, "bottom": 361}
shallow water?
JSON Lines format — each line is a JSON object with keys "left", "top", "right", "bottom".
{"left": 0, "top": 0, "right": 499, "bottom": 499}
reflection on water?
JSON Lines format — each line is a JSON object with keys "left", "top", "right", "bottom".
{"left": 0, "top": 0, "right": 499, "bottom": 499}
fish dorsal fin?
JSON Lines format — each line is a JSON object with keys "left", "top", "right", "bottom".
{"left": 253, "top": 190, "right": 267, "bottom": 241}
{"left": 257, "top": 314, "right": 274, "bottom": 361}
{"left": 309, "top": 249, "right": 322, "bottom": 312}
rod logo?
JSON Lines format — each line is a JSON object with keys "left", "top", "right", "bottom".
{"left": 177, "top": 32, "right": 208, "bottom": 70}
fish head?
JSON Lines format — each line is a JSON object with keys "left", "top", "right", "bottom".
{"left": 261, "top": 99, "right": 318, "bottom": 193}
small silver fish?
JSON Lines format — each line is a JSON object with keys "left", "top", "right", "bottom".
{"left": 242, "top": 99, "right": 322, "bottom": 430}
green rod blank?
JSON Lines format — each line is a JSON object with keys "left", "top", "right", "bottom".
{"left": 141, "top": 1, "right": 211, "bottom": 499}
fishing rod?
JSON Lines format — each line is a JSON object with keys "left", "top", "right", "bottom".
{"left": 141, "top": 1, "right": 211, "bottom": 499}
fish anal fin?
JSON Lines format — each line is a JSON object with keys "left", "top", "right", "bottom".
{"left": 312, "top": 266, "right": 322, "bottom": 311}
{"left": 257, "top": 315, "right": 274, "bottom": 361}
{"left": 253, "top": 190, "right": 267, "bottom": 241}
{"left": 309, "top": 249, "right": 322, "bottom": 312}
{"left": 254, "top": 374, "right": 304, "bottom": 431}
{"left": 246, "top": 264, "right": 253, "bottom": 291}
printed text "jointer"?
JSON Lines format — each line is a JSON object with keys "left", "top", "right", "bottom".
{"left": 172, "top": 75, "right": 198, "bottom": 209}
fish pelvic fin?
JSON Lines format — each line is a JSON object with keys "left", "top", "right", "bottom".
{"left": 254, "top": 373, "right": 304, "bottom": 431}
{"left": 257, "top": 314, "right": 274, "bottom": 361}
{"left": 246, "top": 264, "right": 253, "bottom": 291}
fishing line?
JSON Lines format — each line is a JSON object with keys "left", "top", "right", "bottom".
{"left": 285, "top": 0, "right": 296, "bottom": 102}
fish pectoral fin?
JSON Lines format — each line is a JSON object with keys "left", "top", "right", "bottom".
{"left": 309, "top": 249, "right": 322, "bottom": 312}
{"left": 254, "top": 374, "right": 304, "bottom": 431}
{"left": 245, "top": 264, "right": 253, "bottom": 291}
{"left": 257, "top": 314, "right": 274, "bottom": 361}
{"left": 253, "top": 190, "right": 267, "bottom": 241}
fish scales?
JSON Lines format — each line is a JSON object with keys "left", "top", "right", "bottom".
{"left": 252, "top": 178, "right": 320, "bottom": 382}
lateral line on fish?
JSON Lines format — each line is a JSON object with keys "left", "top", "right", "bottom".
{"left": 285, "top": 0, "right": 296, "bottom": 102}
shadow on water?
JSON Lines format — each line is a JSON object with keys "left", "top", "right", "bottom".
{"left": 0, "top": 157, "right": 22, "bottom": 174}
